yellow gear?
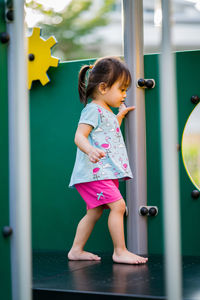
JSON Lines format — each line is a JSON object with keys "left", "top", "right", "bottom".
{"left": 28, "top": 27, "right": 59, "bottom": 89}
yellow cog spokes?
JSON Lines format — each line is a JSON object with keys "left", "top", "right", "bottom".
{"left": 28, "top": 27, "right": 59, "bottom": 89}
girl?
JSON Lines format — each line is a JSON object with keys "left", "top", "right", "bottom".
{"left": 68, "top": 57, "right": 148, "bottom": 264}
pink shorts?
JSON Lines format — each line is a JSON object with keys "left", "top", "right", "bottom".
{"left": 75, "top": 179, "right": 123, "bottom": 210}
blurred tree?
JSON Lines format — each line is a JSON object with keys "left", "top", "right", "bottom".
{"left": 25, "top": 0, "right": 116, "bottom": 61}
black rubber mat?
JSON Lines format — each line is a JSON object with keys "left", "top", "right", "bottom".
{"left": 33, "top": 251, "right": 200, "bottom": 300}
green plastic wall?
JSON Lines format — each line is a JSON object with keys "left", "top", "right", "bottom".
{"left": 145, "top": 51, "right": 200, "bottom": 255}
{"left": 176, "top": 51, "right": 200, "bottom": 255}
{"left": 144, "top": 54, "right": 164, "bottom": 254}
{"left": 30, "top": 60, "right": 126, "bottom": 252}
{"left": 30, "top": 52, "right": 200, "bottom": 256}
{"left": 0, "top": 1, "right": 12, "bottom": 299}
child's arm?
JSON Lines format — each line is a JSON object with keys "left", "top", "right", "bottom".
{"left": 75, "top": 124, "right": 105, "bottom": 163}
{"left": 116, "top": 104, "right": 136, "bottom": 126}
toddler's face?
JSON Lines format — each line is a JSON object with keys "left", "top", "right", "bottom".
{"left": 104, "top": 80, "right": 128, "bottom": 108}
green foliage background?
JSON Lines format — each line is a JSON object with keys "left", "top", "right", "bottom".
{"left": 25, "top": 0, "right": 117, "bottom": 61}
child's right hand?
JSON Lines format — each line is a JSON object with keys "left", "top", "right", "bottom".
{"left": 88, "top": 147, "right": 106, "bottom": 163}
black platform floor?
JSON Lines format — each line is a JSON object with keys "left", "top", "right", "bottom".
{"left": 33, "top": 251, "right": 200, "bottom": 300}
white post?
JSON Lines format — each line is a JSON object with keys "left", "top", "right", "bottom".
{"left": 8, "top": 1, "right": 32, "bottom": 300}
{"left": 159, "top": 0, "right": 182, "bottom": 299}
{"left": 122, "top": 0, "right": 147, "bottom": 255}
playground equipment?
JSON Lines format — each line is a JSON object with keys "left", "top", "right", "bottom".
{"left": 1, "top": 0, "right": 200, "bottom": 300}
{"left": 27, "top": 27, "right": 59, "bottom": 89}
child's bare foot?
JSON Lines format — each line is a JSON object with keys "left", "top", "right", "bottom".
{"left": 113, "top": 249, "right": 148, "bottom": 265}
{"left": 68, "top": 249, "right": 101, "bottom": 261}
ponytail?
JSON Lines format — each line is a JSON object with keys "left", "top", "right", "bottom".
{"left": 78, "top": 65, "right": 90, "bottom": 106}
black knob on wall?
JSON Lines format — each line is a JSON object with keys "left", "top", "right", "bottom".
{"left": 2, "top": 226, "right": 13, "bottom": 238}
{"left": 137, "top": 78, "right": 155, "bottom": 89}
{"left": 149, "top": 207, "right": 157, "bottom": 216}
{"left": 29, "top": 53, "right": 35, "bottom": 61}
{"left": 145, "top": 80, "right": 154, "bottom": 89}
{"left": 6, "top": 9, "right": 14, "bottom": 22}
{"left": 191, "top": 189, "right": 200, "bottom": 199}
{"left": 137, "top": 78, "right": 146, "bottom": 87}
{"left": 139, "top": 206, "right": 158, "bottom": 216}
{"left": 191, "top": 95, "right": 199, "bottom": 104}
{"left": 140, "top": 206, "right": 149, "bottom": 216}
{"left": 0, "top": 32, "right": 10, "bottom": 44}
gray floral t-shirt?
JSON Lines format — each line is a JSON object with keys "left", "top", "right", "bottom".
{"left": 69, "top": 102, "right": 133, "bottom": 188}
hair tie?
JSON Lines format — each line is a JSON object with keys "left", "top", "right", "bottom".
{"left": 89, "top": 65, "right": 94, "bottom": 69}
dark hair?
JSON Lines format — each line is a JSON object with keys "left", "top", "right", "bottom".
{"left": 78, "top": 56, "right": 132, "bottom": 106}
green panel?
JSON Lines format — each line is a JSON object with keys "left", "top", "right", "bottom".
{"left": 31, "top": 50, "right": 200, "bottom": 255}
{"left": 176, "top": 51, "right": 200, "bottom": 255}
{"left": 0, "top": 2, "right": 12, "bottom": 300}
{"left": 144, "top": 54, "right": 164, "bottom": 254}
{"left": 145, "top": 50, "right": 200, "bottom": 255}
{"left": 30, "top": 59, "right": 126, "bottom": 252}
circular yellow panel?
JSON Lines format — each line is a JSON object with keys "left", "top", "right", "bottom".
{"left": 182, "top": 103, "right": 200, "bottom": 191}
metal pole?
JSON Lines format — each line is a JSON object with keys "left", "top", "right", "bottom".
{"left": 122, "top": 0, "right": 147, "bottom": 255}
{"left": 159, "top": 1, "right": 182, "bottom": 299}
{"left": 8, "top": 1, "right": 32, "bottom": 300}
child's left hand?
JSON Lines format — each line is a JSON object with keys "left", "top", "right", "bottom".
{"left": 118, "top": 103, "right": 136, "bottom": 118}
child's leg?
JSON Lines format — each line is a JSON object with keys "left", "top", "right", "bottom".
{"left": 106, "top": 199, "right": 148, "bottom": 264}
{"left": 68, "top": 206, "right": 103, "bottom": 261}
